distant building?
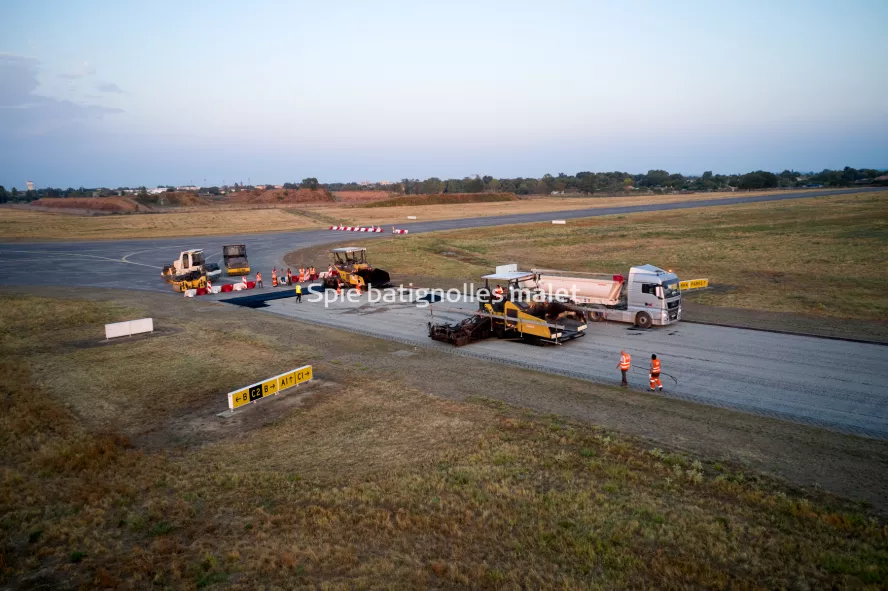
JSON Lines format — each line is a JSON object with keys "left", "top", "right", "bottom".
{"left": 273, "top": 185, "right": 283, "bottom": 189}
{"left": 378, "top": 180, "right": 395, "bottom": 186}
{"left": 26, "top": 181, "right": 34, "bottom": 191}
{"left": 177, "top": 185, "right": 199, "bottom": 191}
{"left": 147, "top": 187, "right": 167, "bottom": 195}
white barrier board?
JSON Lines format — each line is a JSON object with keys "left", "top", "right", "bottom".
{"left": 552, "top": 220, "right": 566, "bottom": 224}
{"left": 407, "top": 215, "right": 417, "bottom": 219}
{"left": 105, "top": 318, "right": 154, "bottom": 339}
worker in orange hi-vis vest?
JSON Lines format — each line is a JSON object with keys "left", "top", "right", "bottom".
{"left": 309, "top": 266, "right": 316, "bottom": 279}
{"left": 286, "top": 268, "right": 292, "bottom": 285}
{"left": 256, "top": 271, "right": 263, "bottom": 288}
{"left": 272, "top": 267, "right": 278, "bottom": 287}
{"left": 299, "top": 267, "right": 306, "bottom": 282}
{"left": 335, "top": 280, "right": 342, "bottom": 295}
{"left": 649, "top": 354, "right": 663, "bottom": 392}
{"left": 617, "top": 350, "right": 631, "bottom": 387}
{"left": 356, "top": 282, "right": 362, "bottom": 295}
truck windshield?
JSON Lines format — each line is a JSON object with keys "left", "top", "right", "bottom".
{"left": 663, "top": 281, "right": 680, "bottom": 299}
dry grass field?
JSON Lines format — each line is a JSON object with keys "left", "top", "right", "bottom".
{"left": 0, "top": 207, "right": 319, "bottom": 241}
{"left": 1, "top": 290, "right": 887, "bottom": 589}
{"left": 364, "top": 191, "right": 888, "bottom": 322}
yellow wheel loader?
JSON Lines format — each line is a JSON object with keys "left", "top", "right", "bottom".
{"left": 161, "top": 249, "right": 209, "bottom": 292}
{"left": 322, "top": 247, "right": 390, "bottom": 289}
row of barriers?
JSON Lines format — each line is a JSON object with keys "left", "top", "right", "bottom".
{"left": 329, "top": 225, "right": 409, "bottom": 234}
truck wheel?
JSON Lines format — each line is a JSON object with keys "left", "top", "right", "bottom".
{"left": 635, "top": 312, "right": 652, "bottom": 329}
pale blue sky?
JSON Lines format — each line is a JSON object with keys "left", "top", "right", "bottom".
{"left": 1, "top": 0, "right": 886, "bottom": 188}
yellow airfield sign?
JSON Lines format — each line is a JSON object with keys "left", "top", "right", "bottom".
{"left": 679, "top": 278, "right": 709, "bottom": 291}
{"left": 227, "top": 365, "right": 313, "bottom": 410}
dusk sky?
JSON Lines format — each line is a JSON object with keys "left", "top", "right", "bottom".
{"left": 2, "top": 0, "right": 887, "bottom": 189}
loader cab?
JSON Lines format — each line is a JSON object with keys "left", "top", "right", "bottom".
{"left": 330, "top": 247, "right": 368, "bottom": 270}
{"left": 179, "top": 250, "right": 204, "bottom": 270}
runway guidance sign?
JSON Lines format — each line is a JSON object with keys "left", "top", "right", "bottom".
{"left": 227, "top": 365, "right": 313, "bottom": 410}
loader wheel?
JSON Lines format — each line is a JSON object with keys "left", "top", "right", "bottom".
{"left": 635, "top": 311, "right": 653, "bottom": 329}
{"left": 454, "top": 335, "right": 469, "bottom": 347}
{"left": 494, "top": 325, "right": 505, "bottom": 339}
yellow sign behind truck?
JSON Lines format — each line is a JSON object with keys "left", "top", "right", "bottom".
{"left": 227, "top": 365, "right": 313, "bottom": 410}
{"left": 679, "top": 278, "right": 709, "bottom": 290}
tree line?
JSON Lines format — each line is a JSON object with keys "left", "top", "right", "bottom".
{"left": 1, "top": 167, "right": 884, "bottom": 203}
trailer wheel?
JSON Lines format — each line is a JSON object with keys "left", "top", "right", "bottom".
{"left": 635, "top": 311, "right": 652, "bottom": 329}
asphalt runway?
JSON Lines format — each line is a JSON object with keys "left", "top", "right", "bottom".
{"left": 261, "top": 292, "right": 888, "bottom": 439}
{"left": 2, "top": 187, "right": 886, "bottom": 437}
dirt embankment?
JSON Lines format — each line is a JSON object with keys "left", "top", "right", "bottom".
{"left": 228, "top": 188, "right": 335, "bottom": 205}
{"left": 360, "top": 192, "right": 518, "bottom": 208}
{"left": 133, "top": 191, "right": 210, "bottom": 207}
{"left": 30, "top": 197, "right": 146, "bottom": 213}
{"left": 332, "top": 190, "right": 395, "bottom": 203}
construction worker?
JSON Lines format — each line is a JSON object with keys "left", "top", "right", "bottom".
{"left": 256, "top": 271, "right": 263, "bottom": 288}
{"left": 617, "top": 350, "right": 631, "bottom": 387}
{"left": 272, "top": 267, "right": 278, "bottom": 287}
{"left": 295, "top": 283, "right": 302, "bottom": 303}
{"left": 356, "top": 282, "right": 362, "bottom": 295}
{"left": 309, "top": 266, "right": 316, "bottom": 279}
{"left": 286, "top": 268, "right": 292, "bottom": 285}
{"left": 649, "top": 354, "right": 663, "bottom": 392}
{"left": 298, "top": 266, "right": 304, "bottom": 282}
{"left": 493, "top": 284, "right": 504, "bottom": 299}
{"left": 335, "top": 280, "right": 342, "bottom": 295}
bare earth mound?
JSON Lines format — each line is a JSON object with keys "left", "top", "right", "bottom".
{"left": 133, "top": 191, "right": 210, "bottom": 207}
{"left": 333, "top": 190, "right": 394, "bottom": 203}
{"left": 31, "top": 197, "right": 141, "bottom": 213}
{"left": 361, "top": 192, "right": 518, "bottom": 208}
{"left": 228, "top": 188, "right": 335, "bottom": 205}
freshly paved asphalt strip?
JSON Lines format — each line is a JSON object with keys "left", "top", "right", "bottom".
{"left": 1, "top": 187, "right": 885, "bottom": 437}
{"left": 259, "top": 292, "right": 888, "bottom": 439}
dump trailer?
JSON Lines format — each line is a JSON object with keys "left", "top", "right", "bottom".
{"left": 223, "top": 244, "right": 250, "bottom": 276}
{"left": 531, "top": 265, "right": 681, "bottom": 328}
{"left": 161, "top": 249, "right": 208, "bottom": 292}
{"left": 322, "top": 247, "right": 390, "bottom": 289}
{"left": 427, "top": 271, "right": 587, "bottom": 346}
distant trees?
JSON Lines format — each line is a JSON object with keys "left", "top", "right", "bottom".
{"left": 0, "top": 185, "right": 7, "bottom": 203}
{"left": 11, "top": 188, "right": 19, "bottom": 201}
{"left": 738, "top": 171, "right": 778, "bottom": 190}
{"left": 301, "top": 178, "right": 319, "bottom": 190}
